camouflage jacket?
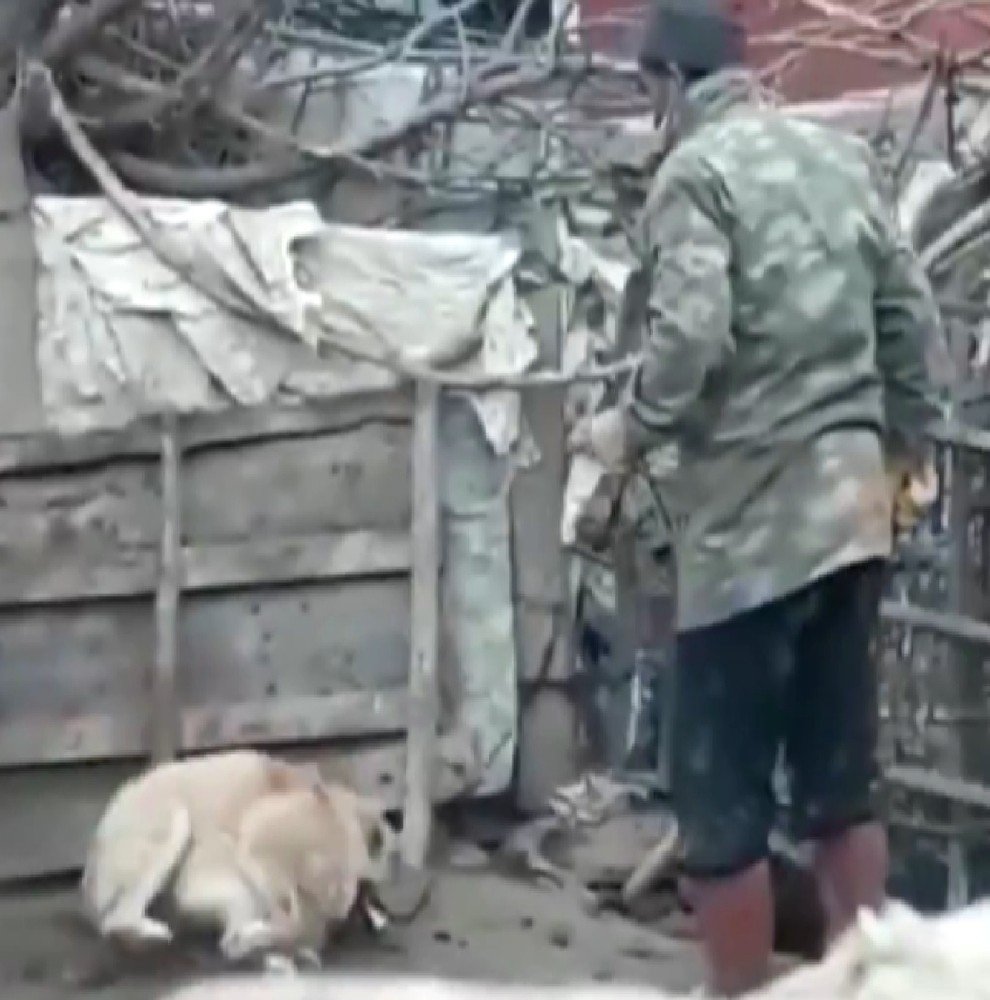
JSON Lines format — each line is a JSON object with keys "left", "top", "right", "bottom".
{"left": 623, "top": 68, "right": 944, "bottom": 631}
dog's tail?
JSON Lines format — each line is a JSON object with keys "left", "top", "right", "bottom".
{"left": 81, "top": 803, "right": 193, "bottom": 928}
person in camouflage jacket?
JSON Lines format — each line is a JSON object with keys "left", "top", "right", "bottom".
{"left": 569, "top": 0, "right": 944, "bottom": 993}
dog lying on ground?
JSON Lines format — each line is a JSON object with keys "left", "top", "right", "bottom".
{"left": 81, "top": 749, "right": 397, "bottom": 971}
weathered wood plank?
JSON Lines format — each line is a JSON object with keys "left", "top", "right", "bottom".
{"left": 0, "top": 728, "right": 476, "bottom": 883}
{"left": 881, "top": 600, "right": 990, "bottom": 647}
{"left": 0, "top": 689, "right": 410, "bottom": 767}
{"left": 0, "top": 94, "right": 44, "bottom": 438}
{"left": 607, "top": 526, "right": 638, "bottom": 770}
{"left": 886, "top": 765, "right": 990, "bottom": 811}
{"left": 0, "top": 418, "right": 410, "bottom": 576}
{"left": 151, "top": 412, "right": 181, "bottom": 762}
{"left": 0, "top": 389, "right": 413, "bottom": 474}
{"left": 0, "top": 530, "right": 411, "bottom": 606}
{"left": 402, "top": 381, "right": 441, "bottom": 869}
{"left": 179, "top": 577, "right": 411, "bottom": 711}
{"left": 183, "top": 530, "right": 411, "bottom": 591}
{"left": 180, "top": 423, "right": 411, "bottom": 542}
{"left": 930, "top": 419, "right": 990, "bottom": 455}
{"left": 0, "top": 576, "right": 410, "bottom": 741}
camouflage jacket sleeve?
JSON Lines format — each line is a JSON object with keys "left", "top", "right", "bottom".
{"left": 624, "top": 157, "right": 734, "bottom": 456}
{"left": 868, "top": 155, "right": 945, "bottom": 467}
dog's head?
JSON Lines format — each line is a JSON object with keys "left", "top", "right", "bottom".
{"left": 292, "top": 767, "right": 398, "bottom": 881}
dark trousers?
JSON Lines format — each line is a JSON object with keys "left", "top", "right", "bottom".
{"left": 672, "top": 559, "right": 885, "bottom": 879}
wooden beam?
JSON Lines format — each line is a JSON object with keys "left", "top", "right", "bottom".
{"left": 151, "top": 412, "right": 181, "bottom": 762}
{"left": 182, "top": 530, "right": 411, "bottom": 591}
{"left": 0, "top": 91, "right": 44, "bottom": 438}
{"left": 0, "top": 688, "right": 410, "bottom": 768}
{"left": 0, "top": 389, "right": 413, "bottom": 475}
{"left": 881, "top": 601, "right": 990, "bottom": 647}
{"left": 608, "top": 526, "right": 638, "bottom": 769}
{"left": 886, "top": 765, "right": 990, "bottom": 811}
{"left": 402, "top": 380, "right": 441, "bottom": 869}
{"left": 0, "top": 529, "right": 412, "bottom": 607}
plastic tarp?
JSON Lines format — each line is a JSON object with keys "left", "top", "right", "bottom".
{"left": 34, "top": 196, "right": 536, "bottom": 457}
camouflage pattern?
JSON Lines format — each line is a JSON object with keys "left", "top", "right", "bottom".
{"left": 623, "top": 68, "right": 945, "bottom": 631}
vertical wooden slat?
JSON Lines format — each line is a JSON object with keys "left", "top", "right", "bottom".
{"left": 150, "top": 410, "right": 182, "bottom": 763}
{"left": 608, "top": 525, "right": 638, "bottom": 768}
{"left": 942, "top": 317, "right": 983, "bottom": 906}
{"left": 402, "top": 381, "right": 441, "bottom": 868}
{"left": 0, "top": 91, "right": 45, "bottom": 437}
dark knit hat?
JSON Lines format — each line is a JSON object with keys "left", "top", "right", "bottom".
{"left": 638, "top": 0, "right": 745, "bottom": 83}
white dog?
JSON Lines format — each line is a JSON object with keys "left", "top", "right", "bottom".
{"left": 81, "top": 749, "right": 397, "bottom": 970}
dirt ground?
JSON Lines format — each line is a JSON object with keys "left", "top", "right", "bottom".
{"left": 0, "top": 868, "right": 708, "bottom": 1000}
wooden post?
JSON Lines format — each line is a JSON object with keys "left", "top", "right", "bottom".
{"left": 607, "top": 524, "right": 638, "bottom": 768}
{"left": 941, "top": 317, "right": 984, "bottom": 907}
{"left": 0, "top": 90, "right": 45, "bottom": 436}
{"left": 151, "top": 410, "right": 181, "bottom": 763}
{"left": 402, "top": 381, "right": 441, "bottom": 868}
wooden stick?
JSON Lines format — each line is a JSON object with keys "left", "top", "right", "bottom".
{"left": 402, "top": 381, "right": 442, "bottom": 868}
{"left": 40, "top": 0, "right": 146, "bottom": 64}
{"left": 150, "top": 410, "right": 182, "bottom": 762}
{"left": 621, "top": 821, "right": 680, "bottom": 908}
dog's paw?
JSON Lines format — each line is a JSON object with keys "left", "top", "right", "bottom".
{"left": 104, "top": 916, "right": 173, "bottom": 947}
{"left": 262, "top": 954, "right": 298, "bottom": 976}
{"left": 220, "top": 920, "right": 277, "bottom": 961}
{"left": 296, "top": 947, "right": 322, "bottom": 970}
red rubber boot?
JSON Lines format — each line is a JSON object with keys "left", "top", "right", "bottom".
{"left": 687, "top": 860, "right": 775, "bottom": 997}
{"left": 813, "top": 821, "right": 888, "bottom": 943}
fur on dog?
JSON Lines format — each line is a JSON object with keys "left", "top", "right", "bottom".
{"left": 81, "top": 749, "right": 396, "bottom": 968}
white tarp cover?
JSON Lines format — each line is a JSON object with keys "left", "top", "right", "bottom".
{"left": 34, "top": 196, "right": 536, "bottom": 456}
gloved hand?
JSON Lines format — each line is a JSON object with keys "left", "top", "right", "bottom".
{"left": 567, "top": 406, "right": 631, "bottom": 472}
{"left": 887, "top": 457, "right": 938, "bottom": 533}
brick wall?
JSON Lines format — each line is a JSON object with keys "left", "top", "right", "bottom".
{"left": 578, "top": 0, "right": 990, "bottom": 101}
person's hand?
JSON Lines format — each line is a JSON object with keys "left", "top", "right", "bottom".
{"left": 567, "top": 406, "right": 631, "bottom": 472}
{"left": 887, "top": 457, "right": 938, "bottom": 532}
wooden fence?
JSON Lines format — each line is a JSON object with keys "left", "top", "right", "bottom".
{"left": 0, "top": 386, "right": 460, "bottom": 881}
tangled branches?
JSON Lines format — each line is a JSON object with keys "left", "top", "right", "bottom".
{"left": 16, "top": 1, "right": 988, "bottom": 216}
{"left": 12, "top": 0, "right": 652, "bottom": 210}
{"left": 747, "top": 0, "right": 990, "bottom": 95}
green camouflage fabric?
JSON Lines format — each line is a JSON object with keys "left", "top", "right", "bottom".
{"left": 623, "top": 68, "right": 945, "bottom": 631}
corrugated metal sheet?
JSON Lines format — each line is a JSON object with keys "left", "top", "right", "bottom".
{"left": 578, "top": 0, "right": 990, "bottom": 101}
